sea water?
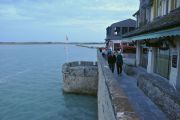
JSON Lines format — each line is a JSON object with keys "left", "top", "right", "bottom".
{"left": 0, "top": 44, "right": 97, "bottom": 120}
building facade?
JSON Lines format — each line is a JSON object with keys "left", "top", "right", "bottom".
{"left": 133, "top": 0, "right": 152, "bottom": 28}
{"left": 123, "top": 0, "right": 180, "bottom": 90}
{"left": 105, "top": 19, "right": 136, "bottom": 51}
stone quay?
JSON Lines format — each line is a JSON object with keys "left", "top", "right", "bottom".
{"left": 62, "top": 55, "right": 139, "bottom": 120}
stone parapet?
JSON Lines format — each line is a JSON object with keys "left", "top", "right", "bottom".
{"left": 123, "top": 64, "right": 137, "bottom": 76}
{"left": 97, "top": 51, "right": 139, "bottom": 120}
{"left": 62, "top": 61, "right": 98, "bottom": 95}
{"left": 137, "top": 73, "right": 180, "bottom": 120}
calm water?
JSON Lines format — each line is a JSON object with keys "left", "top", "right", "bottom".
{"left": 0, "top": 45, "right": 97, "bottom": 120}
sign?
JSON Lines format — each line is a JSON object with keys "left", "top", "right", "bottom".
{"left": 172, "top": 55, "right": 177, "bottom": 68}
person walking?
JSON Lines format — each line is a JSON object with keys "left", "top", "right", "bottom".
{"left": 107, "top": 48, "right": 112, "bottom": 56}
{"left": 108, "top": 52, "right": 116, "bottom": 73}
{"left": 116, "top": 51, "right": 123, "bottom": 75}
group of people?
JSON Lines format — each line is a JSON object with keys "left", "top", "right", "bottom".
{"left": 101, "top": 48, "right": 123, "bottom": 75}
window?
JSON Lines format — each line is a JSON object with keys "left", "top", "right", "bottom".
{"left": 166, "top": 0, "right": 169, "bottom": 14}
{"left": 154, "top": 48, "right": 171, "bottom": 79}
{"left": 122, "top": 27, "right": 128, "bottom": 34}
{"left": 114, "top": 27, "right": 121, "bottom": 36}
{"left": 162, "top": 0, "right": 168, "bottom": 15}
{"left": 158, "top": 0, "right": 162, "bottom": 16}
{"left": 129, "top": 27, "right": 135, "bottom": 32}
{"left": 146, "top": 8, "right": 151, "bottom": 22}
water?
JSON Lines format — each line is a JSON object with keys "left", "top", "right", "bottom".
{"left": 0, "top": 45, "right": 97, "bottom": 120}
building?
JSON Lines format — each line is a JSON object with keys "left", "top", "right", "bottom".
{"left": 105, "top": 19, "right": 136, "bottom": 51}
{"left": 133, "top": 0, "right": 152, "bottom": 28}
{"left": 123, "top": 0, "right": 180, "bottom": 90}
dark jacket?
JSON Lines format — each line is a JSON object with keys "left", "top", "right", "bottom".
{"left": 116, "top": 54, "right": 123, "bottom": 65}
{"left": 108, "top": 55, "right": 116, "bottom": 64}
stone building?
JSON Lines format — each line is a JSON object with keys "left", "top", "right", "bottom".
{"left": 105, "top": 19, "right": 136, "bottom": 51}
{"left": 123, "top": 0, "right": 180, "bottom": 90}
{"left": 133, "top": 0, "right": 152, "bottom": 28}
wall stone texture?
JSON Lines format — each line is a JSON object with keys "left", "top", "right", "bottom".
{"left": 123, "top": 64, "right": 137, "bottom": 76}
{"left": 137, "top": 73, "right": 180, "bottom": 120}
{"left": 62, "top": 61, "right": 98, "bottom": 95}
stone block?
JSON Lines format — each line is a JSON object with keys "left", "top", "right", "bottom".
{"left": 123, "top": 64, "right": 136, "bottom": 76}
{"left": 62, "top": 61, "right": 98, "bottom": 95}
{"left": 137, "top": 73, "right": 180, "bottom": 120}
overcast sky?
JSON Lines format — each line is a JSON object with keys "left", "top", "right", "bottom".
{"left": 0, "top": 0, "right": 139, "bottom": 42}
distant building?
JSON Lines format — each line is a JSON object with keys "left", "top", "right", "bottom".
{"left": 105, "top": 19, "right": 136, "bottom": 51}
{"left": 123, "top": 0, "right": 180, "bottom": 90}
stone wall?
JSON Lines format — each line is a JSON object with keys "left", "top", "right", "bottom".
{"left": 123, "top": 64, "right": 137, "bottom": 76}
{"left": 137, "top": 73, "right": 180, "bottom": 120}
{"left": 62, "top": 61, "right": 98, "bottom": 95}
{"left": 97, "top": 51, "right": 139, "bottom": 120}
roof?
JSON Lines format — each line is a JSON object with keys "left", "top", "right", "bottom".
{"left": 110, "top": 19, "right": 136, "bottom": 28}
{"left": 133, "top": 10, "right": 140, "bottom": 16}
{"left": 123, "top": 7, "right": 180, "bottom": 38}
{"left": 123, "top": 27, "right": 180, "bottom": 41}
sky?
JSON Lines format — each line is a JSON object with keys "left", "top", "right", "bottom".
{"left": 0, "top": 0, "right": 139, "bottom": 42}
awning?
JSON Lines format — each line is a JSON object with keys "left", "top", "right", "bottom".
{"left": 123, "top": 27, "right": 180, "bottom": 41}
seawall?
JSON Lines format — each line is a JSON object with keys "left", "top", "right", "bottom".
{"left": 62, "top": 51, "right": 139, "bottom": 120}
{"left": 62, "top": 61, "right": 98, "bottom": 95}
{"left": 97, "top": 51, "right": 138, "bottom": 120}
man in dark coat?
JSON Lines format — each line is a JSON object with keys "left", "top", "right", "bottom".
{"left": 116, "top": 51, "right": 123, "bottom": 75}
{"left": 108, "top": 52, "right": 116, "bottom": 73}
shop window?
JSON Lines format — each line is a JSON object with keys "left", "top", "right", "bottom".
{"left": 154, "top": 48, "right": 171, "bottom": 79}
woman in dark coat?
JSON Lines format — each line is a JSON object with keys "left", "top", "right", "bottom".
{"left": 108, "top": 52, "right": 116, "bottom": 73}
{"left": 116, "top": 52, "right": 123, "bottom": 75}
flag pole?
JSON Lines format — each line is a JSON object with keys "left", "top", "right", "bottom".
{"left": 65, "top": 35, "right": 69, "bottom": 62}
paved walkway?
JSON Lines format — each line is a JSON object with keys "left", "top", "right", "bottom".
{"left": 113, "top": 70, "right": 168, "bottom": 120}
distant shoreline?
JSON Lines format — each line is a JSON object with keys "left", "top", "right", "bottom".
{"left": 0, "top": 42, "right": 104, "bottom": 45}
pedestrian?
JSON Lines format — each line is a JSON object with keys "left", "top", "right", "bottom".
{"left": 108, "top": 52, "right": 116, "bottom": 73}
{"left": 114, "top": 50, "right": 118, "bottom": 56}
{"left": 116, "top": 51, "right": 123, "bottom": 75}
{"left": 107, "top": 48, "right": 112, "bottom": 56}
{"left": 102, "top": 48, "right": 106, "bottom": 58}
